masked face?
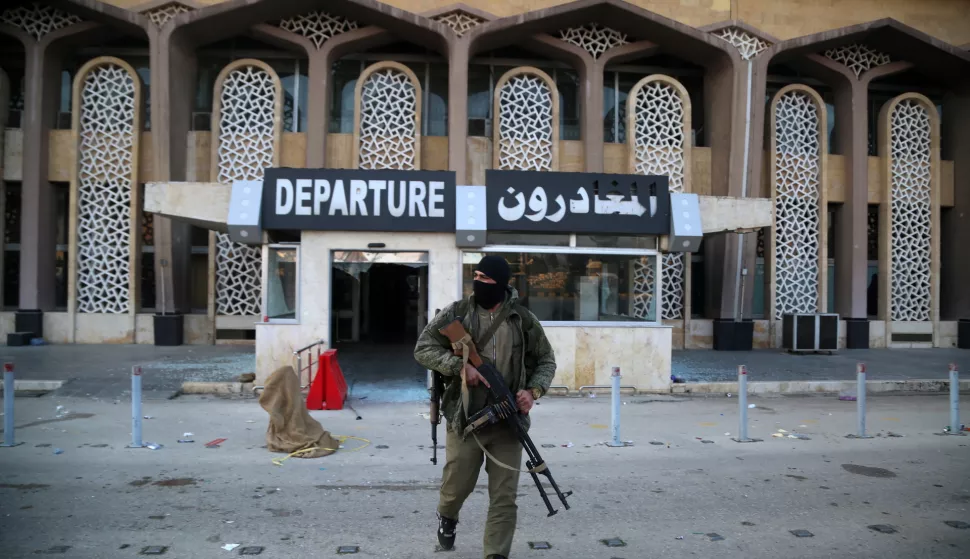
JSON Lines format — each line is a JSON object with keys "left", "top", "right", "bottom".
{"left": 472, "top": 271, "right": 506, "bottom": 309}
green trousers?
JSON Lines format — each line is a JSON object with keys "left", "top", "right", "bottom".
{"left": 438, "top": 424, "right": 523, "bottom": 558}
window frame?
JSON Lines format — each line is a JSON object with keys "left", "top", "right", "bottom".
{"left": 262, "top": 242, "right": 301, "bottom": 325}
{"left": 460, "top": 243, "right": 663, "bottom": 328}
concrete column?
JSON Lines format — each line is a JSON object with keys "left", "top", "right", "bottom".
{"left": 150, "top": 27, "right": 196, "bottom": 313}
{"left": 832, "top": 78, "right": 868, "bottom": 319}
{"left": 305, "top": 51, "right": 328, "bottom": 168}
{"left": 584, "top": 57, "right": 604, "bottom": 172}
{"left": 941, "top": 82, "right": 970, "bottom": 319}
{"left": 447, "top": 39, "right": 469, "bottom": 182}
{"left": 18, "top": 41, "right": 62, "bottom": 311}
{"left": 704, "top": 55, "right": 747, "bottom": 319}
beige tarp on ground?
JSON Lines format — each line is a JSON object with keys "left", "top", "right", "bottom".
{"left": 258, "top": 366, "right": 338, "bottom": 459}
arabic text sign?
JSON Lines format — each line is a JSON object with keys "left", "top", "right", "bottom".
{"left": 262, "top": 167, "right": 456, "bottom": 232}
{"left": 485, "top": 170, "right": 671, "bottom": 235}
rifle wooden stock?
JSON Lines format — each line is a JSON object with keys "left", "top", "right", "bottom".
{"left": 439, "top": 320, "right": 485, "bottom": 369}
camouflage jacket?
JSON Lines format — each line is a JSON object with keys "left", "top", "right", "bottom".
{"left": 414, "top": 287, "right": 557, "bottom": 435}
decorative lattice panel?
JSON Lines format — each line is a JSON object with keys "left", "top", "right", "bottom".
{"left": 145, "top": 2, "right": 190, "bottom": 28}
{"left": 277, "top": 11, "right": 357, "bottom": 49}
{"left": 0, "top": 2, "right": 81, "bottom": 40}
{"left": 214, "top": 64, "right": 277, "bottom": 316}
{"left": 824, "top": 44, "right": 891, "bottom": 78}
{"left": 773, "top": 90, "right": 821, "bottom": 319}
{"left": 76, "top": 64, "right": 136, "bottom": 314}
{"left": 497, "top": 74, "right": 553, "bottom": 171}
{"left": 888, "top": 100, "right": 932, "bottom": 322}
{"left": 433, "top": 10, "right": 483, "bottom": 36}
{"left": 632, "top": 257, "right": 655, "bottom": 320}
{"left": 714, "top": 27, "right": 770, "bottom": 60}
{"left": 631, "top": 80, "right": 687, "bottom": 319}
{"left": 559, "top": 23, "right": 628, "bottom": 59}
{"left": 358, "top": 68, "right": 418, "bottom": 170}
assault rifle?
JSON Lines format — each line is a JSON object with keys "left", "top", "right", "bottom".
{"left": 438, "top": 317, "right": 573, "bottom": 517}
{"left": 429, "top": 368, "right": 444, "bottom": 465}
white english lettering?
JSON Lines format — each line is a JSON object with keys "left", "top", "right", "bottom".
{"left": 409, "top": 181, "right": 427, "bottom": 217}
{"left": 428, "top": 181, "right": 444, "bottom": 218}
{"left": 329, "top": 179, "right": 348, "bottom": 216}
{"left": 275, "top": 179, "right": 294, "bottom": 215}
{"left": 368, "top": 180, "right": 387, "bottom": 216}
{"left": 313, "top": 179, "right": 331, "bottom": 215}
{"left": 349, "top": 180, "right": 368, "bottom": 216}
{"left": 388, "top": 181, "right": 406, "bottom": 217}
{"left": 295, "top": 179, "right": 312, "bottom": 216}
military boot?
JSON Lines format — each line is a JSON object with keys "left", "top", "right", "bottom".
{"left": 436, "top": 513, "right": 457, "bottom": 550}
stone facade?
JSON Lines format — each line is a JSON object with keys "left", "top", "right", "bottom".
{"left": 0, "top": 0, "right": 967, "bottom": 361}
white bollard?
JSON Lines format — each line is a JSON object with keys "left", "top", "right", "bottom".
{"left": 1, "top": 362, "right": 22, "bottom": 448}
{"left": 847, "top": 363, "right": 873, "bottom": 439}
{"left": 606, "top": 367, "right": 630, "bottom": 447}
{"left": 129, "top": 366, "right": 143, "bottom": 448}
{"left": 733, "top": 365, "right": 761, "bottom": 443}
{"left": 947, "top": 364, "right": 962, "bottom": 436}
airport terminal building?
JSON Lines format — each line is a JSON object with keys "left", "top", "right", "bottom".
{"left": 0, "top": 0, "right": 968, "bottom": 388}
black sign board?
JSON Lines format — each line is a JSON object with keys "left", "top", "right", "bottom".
{"left": 262, "top": 168, "right": 456, "bottom": 232}
{"left": 485, "top": 170, "right": 670, "bottom": 235}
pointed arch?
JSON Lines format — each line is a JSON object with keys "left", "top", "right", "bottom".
{"left": 493, "top": 67, "right": 559, "bottom": 172}
{"left": 209, "top": 58, "right": 283, "bottom": 320}
{"left": 877, "top": 92, "right": 940, "bottom": 341}
{"left": 626, "top": 74, "right": 691, "bottom": 321}
{"left": 67, "top": 56, "right": 143, "bottom": 346}
{"left": 352, "top": 61, "right": 422, "bottom": 170}
{"left": 768, "top": 84, "right": 828, "bottom": 322}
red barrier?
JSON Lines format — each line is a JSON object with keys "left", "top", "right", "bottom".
{"left": 306, "top": 349, "right": 348, "bottom": 411}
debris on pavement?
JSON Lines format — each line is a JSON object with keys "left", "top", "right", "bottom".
{"left": 787, "top": 433, "right": 811, "bottom": 440}
{"left": 675, "top": 536, "right": 685, "bottom": 540}
{"left": 789, "top": 529, "right": 814, "bottom": 538}
{"left": 943, "top": 520, "right": 969, "bottom": 529}
{"left": 221, "top": 543, "right": 240, "bottom": 551}
{"left": 144, "top": 442, "right": 163, "bottom": 450}
{"left": 177, "top": 439, "right": 194, "bottom": 443}
{"left": 748, "top": 404, "right": 756, "bottom": 409}
{"left": 143, "top": 416, "right": 155, "bottom": 419}
{"left": 53, "top": 448, "right": 63, "bottom": 455}
{"left": 183, "top": 432, "right": 194, "bottom": 437}
{"left": 541, "top": 444, "right": 555, "bottom": 448}
{"left": 868, "top": 524, "right": 898, "bottom": 534}
{"left": 205, "top": 438, "right": 227, "bottom": 448}
{"left": 562, "top": 442, "right": 574, "bottom": 448}
{"left": 707, "top": 533, "right": 725, "bottom": 542}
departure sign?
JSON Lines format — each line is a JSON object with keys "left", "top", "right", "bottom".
{"left": 262, "top": 168, "right": 456, "bottom": 232}
{"left": 485, "top": 170, "right": 671, "bottom": 235}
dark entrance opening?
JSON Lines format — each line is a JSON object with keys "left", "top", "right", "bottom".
{"left": 330, "top": 251, "right": 429, "bottom": 402}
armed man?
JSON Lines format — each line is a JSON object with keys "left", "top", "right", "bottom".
{"left": 414, "top": 255, "right": 557, "bottom": 559}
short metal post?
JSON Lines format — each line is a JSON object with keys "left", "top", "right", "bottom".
{"left": 1, "top": 362, "right": 22, "bottom": 448}
{"left": 610, "top": 367, "right": 621, "bottom": 446}
{"left": 949, "top": 364, "right": 961, "bottom": 435}
{"left": 847, "top": 363, "right": 872, "bottom": 439}
{"left": 733, "top": 365, "right": 761, "bottom": 443}
{"left": 129, "top": 366, "right": 143, "bottom": 448}
{"left": 606, "top": 367, "right": 629, "bottom": 447}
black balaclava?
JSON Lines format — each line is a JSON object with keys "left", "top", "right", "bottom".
{"left": 473, "top": 255, "right": 511, "bottom": 310}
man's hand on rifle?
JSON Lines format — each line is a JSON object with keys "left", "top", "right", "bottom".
{"left": 462, "top": 363, "right": 490, "bottom": 388}
{"left": 516, "top": 390, "right": 535, "bottom": 414}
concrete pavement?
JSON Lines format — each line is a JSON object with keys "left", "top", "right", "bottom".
{"left": 0, "top": 391, "right": 968, "bottom": 558}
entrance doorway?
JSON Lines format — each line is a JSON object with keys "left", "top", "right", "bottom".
{"left": 330, "top": 251, "right": 429, "bottom": 401}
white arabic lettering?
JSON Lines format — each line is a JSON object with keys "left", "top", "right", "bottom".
{"left": 498, "top": 187, "right": 526, "bottom": 221}
{"left": 525, "top": 187, "right": 548, "bottom": 222}
{"left": 594, "top": 192, "right": 647, "bottom": 216}
{"left": 569, "top": 187, "right": 589, "bottom": 214}
{"left": 546, "top": 195, "right": 566, "bottom": 222}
